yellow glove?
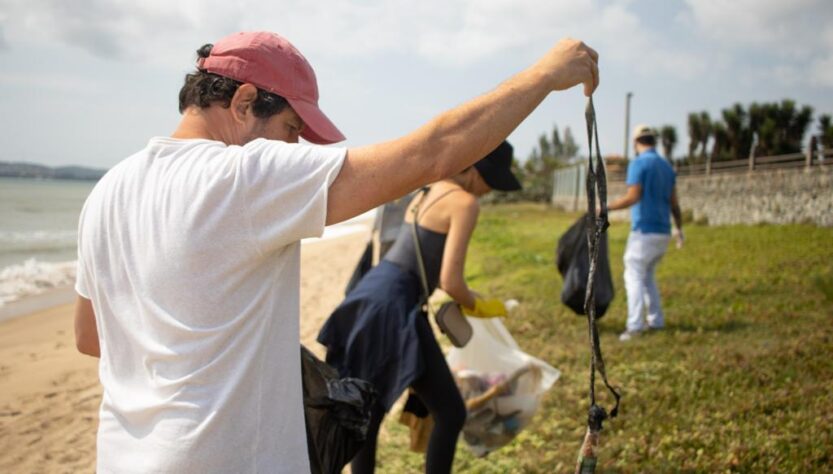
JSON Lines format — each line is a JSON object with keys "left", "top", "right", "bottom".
{"left": 462, "top": 298, "right": 507, "bottom": 318}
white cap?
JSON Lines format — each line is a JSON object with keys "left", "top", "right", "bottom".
{"left": 632, "top": 124, "right": 656, "bottom": 141}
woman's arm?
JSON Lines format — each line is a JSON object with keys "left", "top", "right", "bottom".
{"left": 438, "top": 194, "right": 480, "bottom": 309}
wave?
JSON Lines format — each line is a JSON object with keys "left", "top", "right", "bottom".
{"left": 0, "top": 230, "right": 77, "bottom": 254}
{"left": 0, "top": 259, "right": 77, "bottom": 306}
{"left": 0, "top": 212, "right": 375, "bottom": 306}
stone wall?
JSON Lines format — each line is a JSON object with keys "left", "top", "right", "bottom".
{"left": 602, "top": 165, "right": 833, "bottom": 227}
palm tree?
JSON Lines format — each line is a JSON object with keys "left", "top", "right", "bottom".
{"left": 786, "top": 104, "right": 813, "bottom": 153}
{"left": 698, "top": 111, "right": 712, "bottom": 162}
{"left": 748, "top": 102, "right": 765, "bottom": 148}
{"left": 820, "top": 114, "right": 833, "bottom": 150}
{"left": 711, "top": 122, "right": 729, "bottom": 162}
{"left": 722, "top": 103, "right": 747, "bottom": 160}
{"left": 687, "top": 113, "right": 701, "bottom": 163}
{"left": 748, "top": 102, "right": 775, "bottom": 156}
{"left": 659, "top": 125, "right": 677, "bottom": 162}
{"left": 758, "top": 117, "right": 777, "bottom": 157}
{"left": 745, "top": 101, "right": 813, "bottom": 155}
{"left": 524, "top": 124, "right": 580, "bottom": 202}
{"left": 772, "top": 99, "right": 796, "bottom": 153}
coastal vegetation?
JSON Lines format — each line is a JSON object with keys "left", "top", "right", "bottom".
{"left": 377, "top": 204, "right": 833, "bottom": 472}
{"left": 0, "top": 161, "right": 106, "bottom": 181}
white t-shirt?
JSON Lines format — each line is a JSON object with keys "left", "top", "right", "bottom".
{"left": 76, "top": 137, "right": 346, "bottom": 473}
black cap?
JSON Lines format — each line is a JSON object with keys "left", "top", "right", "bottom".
{"left": 473, "top": 141, "right": 522, "bottom": 191}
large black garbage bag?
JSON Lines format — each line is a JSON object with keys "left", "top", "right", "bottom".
{"left": 301, "top": 345, "right": 377, "bottom": 474}
{"left": 345, "top": 242, "right": 373, "bottom": 295}
{"left": 555, "top": 214, "right": 614, "bottom": 318}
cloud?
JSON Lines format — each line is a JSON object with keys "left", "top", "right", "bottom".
{"left": 0, "top": 71, "right": 98, "bottom": 94}
{"left": 406, "top": 1, "right": 709, "bottom": 79}
{"left": 4, "top": 0, "right": 824, "bottom": 90}
{"left": 0, "top": 8, "right": 8, "bottom": 50}
{"left": 684, "top": 0, "right": 825, "bottom": 54}
{"left": 1, "top": 0, "right": 436, "bottom": 63}
{"left": 683, "top": 0, "right": 833, "bottom": 88}
{"left": 809, "top": 56, "right": 833, "bottom": 88}
{"left": 409, "top": 1, "right": 596, "bottom": 64}
{"left": 0, "top": 0, "right": 698, "bottom": 76}
{"left": 591, "top": 4, "right": 708, "bottom": 79}
{"left": 1, "top": 0, "right": 246, "bottom": 63}
{"left": 808, "top": 26, "right": 833, "bottom": 88}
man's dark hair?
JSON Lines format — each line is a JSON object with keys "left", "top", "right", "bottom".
{"left": 636, "top": 135, "right": 656, "bottom": 147}
{"left": 178, "top": 44, "right": 289, "bottom": 118}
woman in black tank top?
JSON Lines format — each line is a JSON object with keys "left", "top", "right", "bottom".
{"left": 318, "top": 141, "right": 521, "bottom": 474}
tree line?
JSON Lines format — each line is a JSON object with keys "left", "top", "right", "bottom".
{"left": 674, "top": 100, "right": 831, "bottom": 164}
{"left": 495, "top": 100, "right": 833, "bottom": 203}
{"left": 496, "top": 125, "right": 579, "bottom": 202}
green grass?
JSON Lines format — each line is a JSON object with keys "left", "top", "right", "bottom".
{"left": 375, "top": 203, "right": 833, "bottom": 473}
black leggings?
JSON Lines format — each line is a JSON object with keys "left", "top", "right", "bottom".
{"left": 351, "top": 314, "right": 467, "bottom": 474}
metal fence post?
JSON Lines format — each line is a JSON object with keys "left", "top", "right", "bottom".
{"left": 806, "top": 136, "right": 817, "bottom": 170}
{"left": 551, "top": 169, "right": 558, "bottom": 205}
{"left": 573, "top": 164, "right": 581, "bottom": 212}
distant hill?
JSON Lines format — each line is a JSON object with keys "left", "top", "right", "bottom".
{"left": 0, "top": 161, "right": 107, "bottom": 181}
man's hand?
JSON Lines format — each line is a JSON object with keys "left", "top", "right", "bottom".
{"left": 537, "top": 38, "right": 600, "bottom": 96}
{"left": 673, "top": 228, "right": 685, "bottom": 249}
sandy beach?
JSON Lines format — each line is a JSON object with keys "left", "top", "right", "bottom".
{"left": 0, "top": 231, "right": 369, "bottom": 473}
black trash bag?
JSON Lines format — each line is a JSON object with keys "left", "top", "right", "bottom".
{"left": 555, "top": 214, "right": 614, "bottom": 318}
{"left": 345, "top": 242, "right": 373, "bottom": 295}
{"left": 301, "top": 345, "right": 377, "bottom": 474}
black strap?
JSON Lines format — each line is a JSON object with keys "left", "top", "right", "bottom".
{"left": 414, "top": 187, "right": 463, "bottom": 225}
{"left": 583, "top": 97, "right": 620, "bottom": 431}
{"left": 410, "top": 188, "right": 434, "bottom": 309}
{"left": 409, "top": 185, "right": 464, "bottom": 307}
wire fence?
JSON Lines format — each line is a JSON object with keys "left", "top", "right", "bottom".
{"left": 551, "top": 148, "right": 833, "bottom": 211}
{"left": 551, "top": 162, "right": 586, "bottom": 212}
{"left": 671, "top": 149, "right": 833, "bottom": 178}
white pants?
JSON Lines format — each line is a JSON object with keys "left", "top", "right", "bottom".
{"left": 623, "top": 231, "right": 671, "bottom": 332}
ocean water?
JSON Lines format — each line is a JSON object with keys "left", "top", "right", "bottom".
{"left": 0, "top": 177, "right": 94, "bottom": 306}
{"left": 0, "top": 176, "right": 373, "bottom": 307}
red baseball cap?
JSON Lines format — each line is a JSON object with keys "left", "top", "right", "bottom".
{"left": 197, "top": 31, "right": 345, "bottom": 145}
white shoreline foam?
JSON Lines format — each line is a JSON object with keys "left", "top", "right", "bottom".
{"left": 0, "top": 229, "right": 77, "bottom": 248}
{"left": 0, "top": 258, "right": 77, "bottom": 308}
{"left": 0, "top": 210, "right": 375, "bottom": 312}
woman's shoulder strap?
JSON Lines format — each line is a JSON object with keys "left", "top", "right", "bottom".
{"left": 415, "top": 186, "right": 464, "bottom": 222}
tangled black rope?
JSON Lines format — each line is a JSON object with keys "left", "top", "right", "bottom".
{"left": 575, "top": 96, "right": 621, "bottom": 474}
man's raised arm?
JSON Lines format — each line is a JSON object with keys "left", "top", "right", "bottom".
{"left": 325, "top": 38, "right": 599, "bottom": 225}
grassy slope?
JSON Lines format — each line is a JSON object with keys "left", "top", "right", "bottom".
{"left": 375, "top": 203, "right": 833, "bottom": 473}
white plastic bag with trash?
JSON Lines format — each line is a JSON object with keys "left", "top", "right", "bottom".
{"left": 446, "top": 316, "right": 560, "bottom": 457}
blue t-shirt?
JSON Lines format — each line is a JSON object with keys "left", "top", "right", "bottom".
{"left": 626, "top": 149, "right": 676, "bottom": 234}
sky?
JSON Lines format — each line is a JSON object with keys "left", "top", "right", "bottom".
{"left": 1, "top": 0, "right": 832, "bottom": 169}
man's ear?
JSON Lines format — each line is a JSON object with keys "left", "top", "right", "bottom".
{"left": 230, "top": 84, "right": 258, "bottom": 124}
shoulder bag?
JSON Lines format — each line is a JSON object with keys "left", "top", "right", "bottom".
{"left": 410, "top": 188, "right": 473, "bottom": 348}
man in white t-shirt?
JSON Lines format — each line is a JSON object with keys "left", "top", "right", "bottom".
{"left": 74, "top": 31, "right": 599, "bottom": 473}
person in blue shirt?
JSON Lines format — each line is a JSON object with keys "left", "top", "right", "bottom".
{"left": 608, "top": 125, "right": 683, "bottom": 341}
